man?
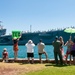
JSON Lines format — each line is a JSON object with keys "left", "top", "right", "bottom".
{"left": 25, "top": 40, "right": 35, "bottom": 64}
{"left": 37, "top": 39, "right": 48, "bottom": 63}
{"left": 52, "top": 36, "right": 63, "bottom": 65}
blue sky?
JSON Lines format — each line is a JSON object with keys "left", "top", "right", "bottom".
{"left": 0, "top": 0, "right": 75, "bottom": 34}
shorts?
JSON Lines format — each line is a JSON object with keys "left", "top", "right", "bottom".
{"left": 27, "top": 53, "right": 34, "bottom": 58}
{"left": 39, "top": 53, "right": 43, "bottom": 55}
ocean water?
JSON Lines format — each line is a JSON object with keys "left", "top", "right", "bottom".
{"left": 0, "top": 45, "right": 67, "bottom": 59}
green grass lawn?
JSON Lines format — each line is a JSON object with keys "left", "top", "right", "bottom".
{"left": 21, "top": 63, "right": 75, "bottom": 75}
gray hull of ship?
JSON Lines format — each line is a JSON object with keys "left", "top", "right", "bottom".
{"left": 0, "top": 30, "right": 75, "bottom": 45}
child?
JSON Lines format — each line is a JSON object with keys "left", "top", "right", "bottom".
{"left": 2, "top": 48, "right": 8, "bottom": 62}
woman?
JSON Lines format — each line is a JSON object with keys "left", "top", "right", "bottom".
{"left": 65, "top": 39, "right": 72, "bottom": 64}
{"left": 13, "top": 37, "right": 20, "bottom": 60}
{"left": 59, "top": 36, "right": 65, "bottom": 60}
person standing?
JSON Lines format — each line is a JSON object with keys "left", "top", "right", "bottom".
{"left": 71, "top": 37, "right": 75, "bottom": 65}
{"left": 65, "top": 39, "right": 72, "bottom": 64}
{"left": 13, "top": 36, "right": 21, "bottom": 60}
{"left": 25, "top": 40, "right": 35, "bottom": 64}
{"left": 52, "top": 36, "right": 63, "bottom": 65}
{"left": 59, "top": 36, "right": 65, "bottom": 60}
{"left": 37, "top": 39, "right": 48, "bottom": 63}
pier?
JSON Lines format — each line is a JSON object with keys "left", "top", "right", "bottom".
{"left": 0, "top": 58, "right": 72, "bottom": 64}
{"left": 0, "top": 58, "right": 54, "bottom": 63}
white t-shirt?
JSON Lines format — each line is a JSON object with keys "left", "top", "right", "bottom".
{"left": 25, "top": 43, "right": 35, "bottom": 53}
{"left": 37, "top": 42, "right": 45, "bottom": 53}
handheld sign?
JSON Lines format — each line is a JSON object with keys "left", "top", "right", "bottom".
{"left": 12, "top": 31, "right": 21, "bottom": 39}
